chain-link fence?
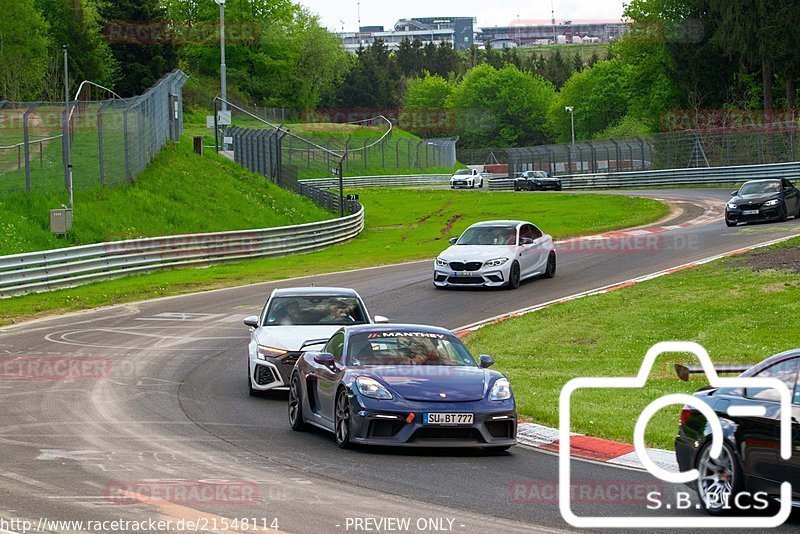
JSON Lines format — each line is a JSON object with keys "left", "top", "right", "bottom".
{"left": 217, "top": 99, "right": 458, "bottom": 181}
{"left": 229, "top": 125, "right": 359, "bottom": 215}
{"left": 0, "top": 70, "right": 188, "bottom": 197}
{"left": 463, "top": 127, "right": 800, "bottom": 177}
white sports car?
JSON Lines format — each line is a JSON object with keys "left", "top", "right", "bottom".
{"left": 433, "top": 221, "right": 556, "bottom": 290}
{"left": 243, "top": 287, "right": 387, "bottom": 395}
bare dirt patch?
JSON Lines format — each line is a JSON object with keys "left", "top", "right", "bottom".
{"left": 745, "top": 246, "right": 800, "bottom": 274}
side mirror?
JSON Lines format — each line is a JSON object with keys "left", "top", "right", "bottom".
{"left": 479, "top": 355, "right": 495, "bottom": 369}
{"left": 374, "top": 315, "right": 390, "bottom": 324}
{"left": 449, "top": 237, "right": 458, "bottom": 245}
{"left": 243, "top": 316, "right": 259, "bottom": 328}
{"left": 520, "top": 237, "right": 535, "bottom": 246}
{"left": 731, "top": 190, "right": 739, "bottom": 196}
{"left": 314, "top": 352, "right": 336, "bottom": 368}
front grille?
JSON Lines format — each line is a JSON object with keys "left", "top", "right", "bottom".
{"left": 486, "top": 420, "right": 515, "bottom": 439}
{"left": 447, "top": 276, "right": 484, "bottom": 285}
{"left": 255, "top": 365, "right": 278, "bottom": 386}
{"left": 449, "top": 262, "right": 483, "bottom": 272}
{"left": 739, "top": 204, "right": 761, "bottom": 211}
{"left": 411, "top": 428, "right": 483, "bottom": 442}
{"left": 367, "top": 419, "right": 404, "bottom": 438}
{"left": 281, "top": 352, "right": 302, "bottom": 366}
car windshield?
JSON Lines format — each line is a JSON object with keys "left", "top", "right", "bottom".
{"left": 457, "top": 226, "right": 517, "bottom": 246}
{"left": 738, "top": 181, "right": 781, "bottom": 195}
{"left": 264, "top": 296, "right": 367, "bottom": 326}
{"left": 347, "top": 332, "right": 477, "bottom": 368}
{"left": 454, "top": 170, "right": 471, "bottom": 175}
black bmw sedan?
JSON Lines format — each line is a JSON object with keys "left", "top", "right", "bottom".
{"left": 725, "top": 178, "right": 800, "bottom": 227}
{"left": 675, "top": 349, "right": 800, "bottom": 515}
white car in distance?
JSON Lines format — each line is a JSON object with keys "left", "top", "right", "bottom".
{"left": 450, "top": 168, "right": 487, "bottom": 189}
{"left": 433, "top": 221, "right": 557, "bottom": 290}
{"left": 243, "top": 287, "right": 388, "bottom": 396}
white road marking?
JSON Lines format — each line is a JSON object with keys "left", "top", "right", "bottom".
{"left": 136, "top": 312, "right": 226, "bottom": 322}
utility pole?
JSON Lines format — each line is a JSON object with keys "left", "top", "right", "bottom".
{"left": 551, "top": 0, "right": 557, "bottom": 44}
{"left": 215, "top": 0, "right": 228, "bottom": 150}
{"left": 63, "top": 45, "right": 74, "bottom": 213}
{"left": 565, "top": 106, "right": 575, "bottom": 146}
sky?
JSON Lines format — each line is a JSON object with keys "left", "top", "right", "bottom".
{"left": 296, "top": 0, "right": 628, "bottom": 32}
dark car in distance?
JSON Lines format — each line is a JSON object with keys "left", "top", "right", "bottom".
{"left": 288, "top": 324, "right": 517, "bottom": 451}
{"left": 725, "top": 178, "right": 800, "bottom": 227}
{"left": 675, "top": 349, "right": 800, "bottom": 515}
{"left": 514, "top": 171, "right": 562, "bottom": 191}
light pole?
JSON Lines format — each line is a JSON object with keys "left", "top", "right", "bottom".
{"left": 565, "top": 106, "right": 575, "bottom": 146}
{"left": 215, "top": 0, "right": 228, "bottom": 149}
{"left": 63, "top": 45, "right": 74, "bottom": 213}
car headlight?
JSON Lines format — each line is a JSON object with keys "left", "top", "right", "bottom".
{"left": 763, "top": 199, "right": 780, "bottom": 207}
{"left": 489, "top": 378, "right": 512, "bottom": 401}
{"left": 355, "top": 377, "right": 393, "bottom": 400}
{"left": 726, "top": 203, "right": 737, "bottom": 210}
{"left": 484, "top": 258, "right": 509, "bottom": 268}
{"left": 257, "top": 345, "right": 287, "bottom": 360}
{"left": 435, "top": 258, "right": 449, "bottom": 267}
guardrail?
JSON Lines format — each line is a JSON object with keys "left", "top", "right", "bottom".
{"left": 0, "top": 207, "right": 364, "bottom": 298}
{"left": 301, "top": 174, "right": 451, "bottom": 189}
{"left": 489, "top": 162, "right": 800, "bottom": 191}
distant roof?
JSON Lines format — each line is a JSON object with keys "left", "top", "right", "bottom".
{"left": 272, "top": 287, "right": 360, "bottom": 298}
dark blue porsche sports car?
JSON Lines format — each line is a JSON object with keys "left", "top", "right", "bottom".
{"left": 288, "top": 324, "right": 517, "bottom": 450}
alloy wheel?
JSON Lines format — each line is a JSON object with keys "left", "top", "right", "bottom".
{"left": 697, "top": 443, "right": 738, "bottom": 513}
{"left": 335, "top": 390, "right": 351, "bottom": 447}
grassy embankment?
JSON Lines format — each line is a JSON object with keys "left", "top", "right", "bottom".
{"left": 464, "top": 238, "right": 800, "bottom": 449}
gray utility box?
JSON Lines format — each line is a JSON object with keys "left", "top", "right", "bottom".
{"left": 50, "top": 209, "right": 73, "bottom": 235}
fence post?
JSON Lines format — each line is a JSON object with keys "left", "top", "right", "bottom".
{"left": 97, "top": 103, "right": 106, "bottom": 187}
{"left": 122, "top": 109, "right": 132, "bottom": 182}
{"left": 381, "top": 139, "right": 385, "bottom": 168}
{"left": 136, "top": 106, "right": 144, "bottom": 174}
{"left": 363, "top": 139, "right": 368, "bottom": 168}
{"left": 22, "top": 107, "right": 32, "bottom": 190}
{"left": 396, "top": 140, "right": 400, "bottom": 167}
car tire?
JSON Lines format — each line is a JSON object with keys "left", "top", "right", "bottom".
{"left": 335, "top": 389, "right": 354, "bottom": 449}
{"left": 479, "top": 181, "right": 484, "bottom": 189}
{"left": 506, "top": 261, "right": 521, "bottom": 290}
{"left": 778, "top": 203, "right": 788, "bottom": 222}
{"left": 528, "top": 183, "right": 534, "bottom": 192}
{"left": 514, "top": 186, "right": 520, "bottom": 191}
{"left": 288, "top": 373, "right": 308, "bottom": 431}
{"left": 248, "top": 365, "right": 260, "bottom": 397}
{"left": 695, "top": 440, "right": 745, "bottom": 516}
{"left": 725, "top": 217, "right": 737, "bottom": 227}
{"left": 556, "top": 185, "right": 563, "bottom": 191}
{"left": 542, "top": 252, "right": 557, "bottom": 279}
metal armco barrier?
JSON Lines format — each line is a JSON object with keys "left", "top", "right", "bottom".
{"left": 488, "top": 162, "right": 800, "bottom": 191}
{"left": 301, "top": 174, "right": 450, "bottom": 189}
{"left": 0, "top": 207, "right": 364, "bottom": 298}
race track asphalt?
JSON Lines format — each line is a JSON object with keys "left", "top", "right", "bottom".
{"left": 1, "top": 189, "right": 799, "bottom": 534}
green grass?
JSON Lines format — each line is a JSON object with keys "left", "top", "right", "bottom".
{"left": 0, "top": 189, "right": 667, "bottom": 326}
{"left": 464, "top": 239, "right": 800, "bottom": 449}
{"left": 0, "top": 138, "right": 330, "bottom": 255}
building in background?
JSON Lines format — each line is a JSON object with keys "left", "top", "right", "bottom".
{"left": 478, "top": 21, "right": 628, "bottom": 48}
{"left": 339, "top": 17, "right": 476, "bottom": 53}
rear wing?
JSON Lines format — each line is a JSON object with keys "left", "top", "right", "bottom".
{"left": 674, "top": 363, "right": 751, "bottom": 382}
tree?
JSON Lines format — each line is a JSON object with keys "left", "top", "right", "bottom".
{"left": 401, "top": 72, "right": 453, "bottom": 136}
{"left": 0, "top": 0, "right": 50, "bottom": 100}
{"left": 544, "top": 49, "right": 572, "bottom": 88}
{"left": 430, "top": 41, "right": 461, "bottom": 78}
{"left": 35, "top": 0, "right": 117, "bottom": 92}
{"left": 396, "top": 37, "right": 424, "bottom": 77}
{"left": 547, "top": 59, "right": 634, "bottom": 141}
{"left": 99, "top": 0, "right": 178, "bottom": 96}
{"left": 336, "top": 40, "right": 400, "bottom": 109}
{"left": 448, "top": 64, "right": 556, "bottom": 147}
